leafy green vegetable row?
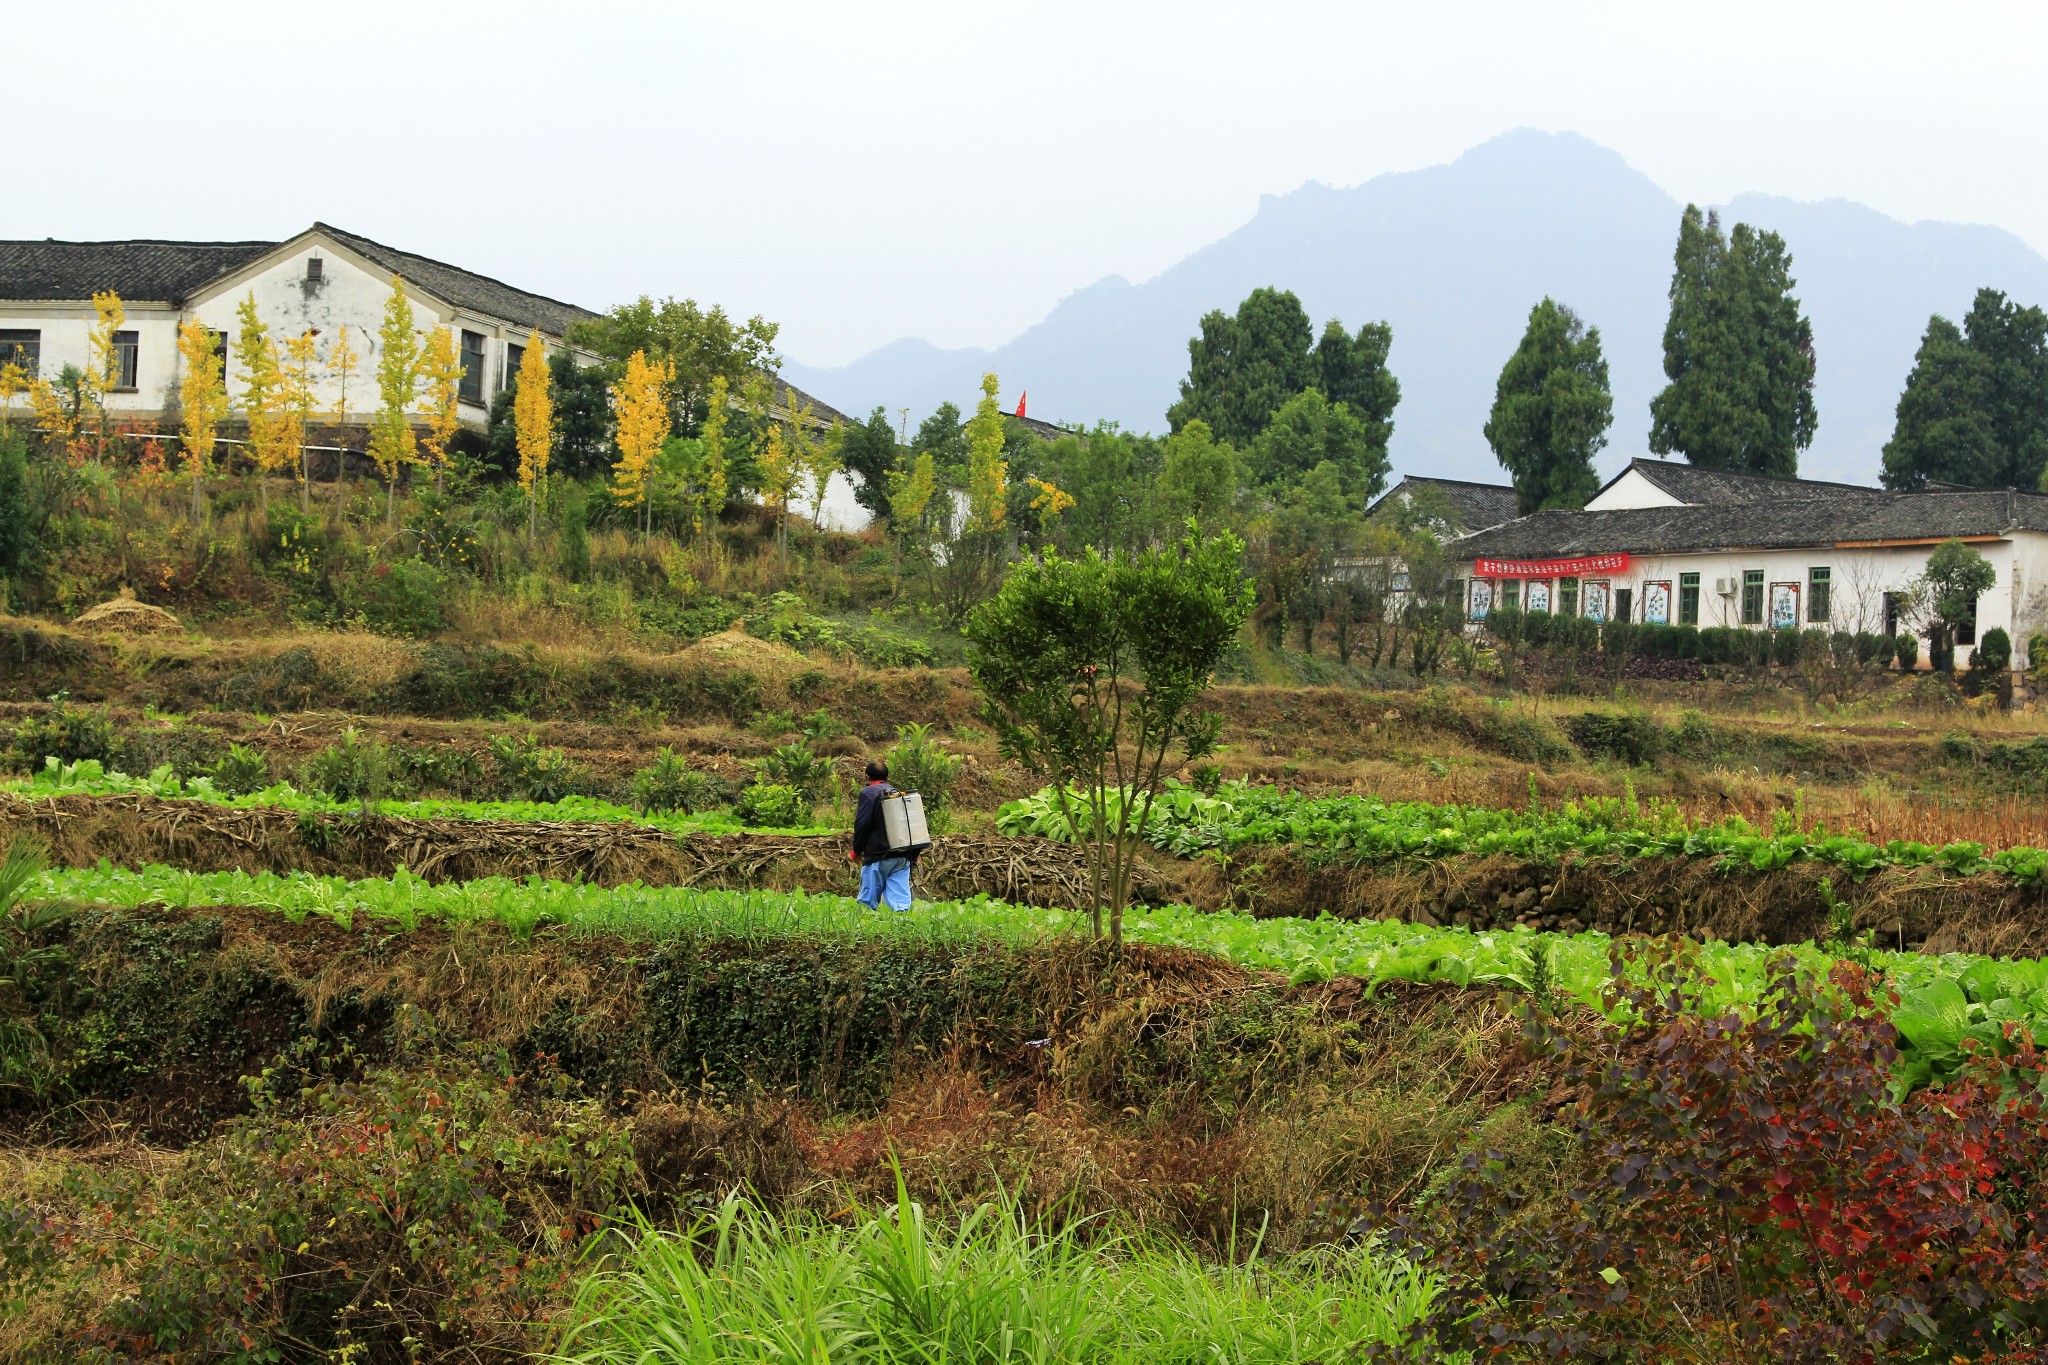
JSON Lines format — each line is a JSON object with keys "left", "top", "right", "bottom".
{"left": 997, "top": 779, "right": 2048, "bottom": 882}
{"left": 36, "top": 863, "right": 2048, "bottom": 1092}
{"left": 8, "top": 758, "right": 837, "bottom": 837}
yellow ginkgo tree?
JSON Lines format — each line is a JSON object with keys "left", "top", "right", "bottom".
{"left": 281, "top": 331, "right": 319, "bottom": 511}
{"left": 325, "top": 323, "right": 360, "bottom": 504}
{"left": 416, "top": 326, "right": 463, "bottom": 493}
{"left": 610, "top": 349, "right": 672, "bottom": 535}
{"left": 234, "top": 294, "right": 288, "bottom": 507}
{"left": 176, "top": 318, "right": 226, "bottom": 522}
{"left": 690, "top": 372, "right": 730, "bottom": 550}
{"left": 512, "top": 330, "right": 552, "bottom": 540}
{"left": 368, "top": 278, "right": 421, "bottom": 523}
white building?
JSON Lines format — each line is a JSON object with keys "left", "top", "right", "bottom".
{"left": 0, "top": 224, "right": 603, "bottom": 428}
{"left": 1454, "top": 459, "right": 2048, "bottom": 672}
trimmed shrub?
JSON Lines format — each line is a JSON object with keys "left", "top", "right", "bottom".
{"left": 734, "top": 781, "right": 811, "bottom": 827}
{"left": 208, "top": 743, "right": 271, "bottom": 796}
{"left": 631, "top": 747, "right": 729, "bottom": 814}
{"left": 1974, "top": 626, "right": 2012, "bottom": 674}
{"left": 1895, "top": 632, "right": 1920, "bottom": 670}
{"left": 6, "top": 698, "right": 114, "bottom": 774}
{"left": 489, "top": 732, "right": 578, "bottom": 803}
{"left": 883, "top": 722, "right": 963, "bottom": 817}
{"left": 1563, "top": 711, "right": 1666, "bottom": 766}
{"left": 301, "top": 727, "right": 394, "bottom": 806}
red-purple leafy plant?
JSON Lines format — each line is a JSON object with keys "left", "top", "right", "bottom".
{"left": 1390, "top": 939, "right": 2048, "bottom": 1363}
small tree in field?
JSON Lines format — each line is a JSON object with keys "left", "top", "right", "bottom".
{"left": 967, "top": 528, "right": 1253, "bottom": 947}
{"left": 1919, "top": 537, "right": 1997, "bottom": 672}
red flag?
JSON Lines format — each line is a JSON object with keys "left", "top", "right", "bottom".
{"left": 1014, "top": 391, "right": 1027, "bottom": 418}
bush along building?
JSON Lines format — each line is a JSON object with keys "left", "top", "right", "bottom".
{"left": 1451, "top": 459, "right": 2048, "bottom": 686}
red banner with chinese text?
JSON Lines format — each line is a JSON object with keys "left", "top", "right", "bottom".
{"left": 1473, "top": 553, "right": 1630, "bottom": 578}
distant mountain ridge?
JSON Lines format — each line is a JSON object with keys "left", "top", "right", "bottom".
{"left": 782, "top": 131, "right": 2048, "bottom": 486}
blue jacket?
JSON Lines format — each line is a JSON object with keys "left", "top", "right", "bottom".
{"left": 852, "top": 780, "right": 900, "bottom": 863}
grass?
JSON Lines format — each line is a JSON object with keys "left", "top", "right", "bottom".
{"left": 554, "top": 1180, "right": 1453, "bottom": 1365}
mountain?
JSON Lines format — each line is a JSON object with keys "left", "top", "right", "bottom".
{"left": 784, "top": 130, "right": 2048, "bottom": 486}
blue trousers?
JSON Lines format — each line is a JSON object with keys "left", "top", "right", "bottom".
{"left": 858, "top": 856, "right": 913, "bottom": 911}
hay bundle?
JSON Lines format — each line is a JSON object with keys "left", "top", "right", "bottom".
{"left": 73, "top": 591, "right": 182, "bottom": 636}
{"left": 674, "top": 628, "right": 808, "bottom": 679}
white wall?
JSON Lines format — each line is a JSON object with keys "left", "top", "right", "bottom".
{"left": 1462, "top": 534, "right": 2045, "bottom": 671}
{"left": 0, "top": 304, "right": 182, "bottom": 413}
{"left": 2, "top": 234, "right": 574, "bottom": 429}
{"left": 1583, "top": 468, "right": 1684, "bottom": 511}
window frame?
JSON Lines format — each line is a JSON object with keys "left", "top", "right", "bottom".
{"left": 1500, "top": 579, "right": 1520, "bottom": 611}
{"left": 0, "top": 329, "right": 40, "bottom": 378}
{"left": 1741, "top": 569, "right": 1765, "bottom": 626}
{"left": 1559, "top": 576, "right": 1580, "bottom": 618}
{"left": 1808, "top": 566, "right": 1831, "bottom": 623}
{"left": 109, "top": 329, "right": 140, "bottom": 391}
{"left": 458, "top": 329, "right": 487, "bottom": 406}
{"left": 1678, "top": 572, "right": 1700, "bottom": 626}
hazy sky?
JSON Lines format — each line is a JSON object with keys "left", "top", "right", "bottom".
{"left": 12, "top": 1, "right": 2047, "bottom": 366}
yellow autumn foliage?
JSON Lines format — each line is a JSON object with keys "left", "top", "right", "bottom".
{"left": 611, "top": 349, "right": 672, "bottom": 518}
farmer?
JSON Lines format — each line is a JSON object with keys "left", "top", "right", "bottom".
{"left": 850, "top": 759, "right": 916, "bottom": 911}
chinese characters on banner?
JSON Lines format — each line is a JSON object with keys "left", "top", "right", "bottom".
{"left": 1472, "top": 553, "right": 1630, "bottom": 578}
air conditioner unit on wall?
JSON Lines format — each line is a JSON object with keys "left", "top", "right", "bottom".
{"left": 1713, "top": 577, "right": 1737, "bottom": 596}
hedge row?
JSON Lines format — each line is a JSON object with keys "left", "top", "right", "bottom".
{"left": 1483, "top": 607, "right": 1943, "bottom": 670}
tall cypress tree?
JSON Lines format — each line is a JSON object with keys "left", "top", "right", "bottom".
{"left": 1963, "top": 288, "right": 2048, "bottom": 488}
{"left": 1313, "top": 319, "right": 1400, "bottom": 459}
{"left": 1883, "top": 290, "right": 2048, "bottom": 490}
{"left": 1484, "top": 299, "right": 1612, "bottom": 514}
{"left": 1167, "top": 288, "right": 1317, "bottom": 448}
{"left": 1881, "top": 317, "right": 2000, "bottom": 489}
{"left": 1647, "top": 206, "right": 1816, "bottom": 477}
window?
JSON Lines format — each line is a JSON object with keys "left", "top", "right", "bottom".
{"left": 1883, "top": 591, "right": 1902, "bottom": 639}
{"left": 1614, "top": 587, "right": 1633, "bottom": 624}
{"left": 0, "top": 329, "right": 39, "bottom": 378}
{"left": 1500, "top": 579, "right": 1520, "bottom": 610}
{"left": 1559, "top": 576, "right": 1579, "bottom": 617}
{"left": 458, "top": 330, "right": 486, "bottom": 405}
{"left": 1808, "top": 567, "right": 1831, "bottom": 623}
{"left": 1741, "top": 569, "right": 1765, "bottom": 626}
{"left": 504, "top": 342, "right": 525, "bottom": 390}
{"left": 1679, "top": 572, "right": 1700, "bottom": 625}
{"left": 110, "top": 330, "right": 139, "bottom": 390}
{"left": 306, "top": 256, "right": 324, "bottom": 284}
{"left": 1959, "top": 595, "right": 1978, "bottom": 647}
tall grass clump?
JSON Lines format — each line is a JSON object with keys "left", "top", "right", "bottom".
{"left": 554, "top": 1180, "right": 1448, "bottom": 1364}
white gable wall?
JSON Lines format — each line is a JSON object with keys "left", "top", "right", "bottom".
{"left": 1583, "top": 468, "right": 1685, "bottom": 511}
{"left": 1, "top": 229, "right": 581, "bottom": 429}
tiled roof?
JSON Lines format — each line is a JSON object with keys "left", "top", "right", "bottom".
{"left": 0, "top": 238, "right": 273, "bottom": 304}
{"left": 316, "top": 224, "right": 596, "bottom": 338}
{"left": 1455, "top": 489, "right": 2048, "bottom": 560}
{"left": 1371, "top": 475, "right": 1522, "bottom": 531}
{"left": 1603, "top": 457, "right": 1877, "bottom": 505}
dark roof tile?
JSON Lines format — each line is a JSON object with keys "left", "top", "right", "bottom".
{"left": 0, "top": 238, "right": 273, "bottom": 304}
{"left": 1602, "top": 457, "right": 1877, "bottom": 505}
{"left": 316, "top": 223, "right": 595, "bottom": 338}
{"left": 1456, "top": 489, "right": 2048, "bottom": 560}
{"left": 1371, "top": 475, "right": 1521, "bottom": 531}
